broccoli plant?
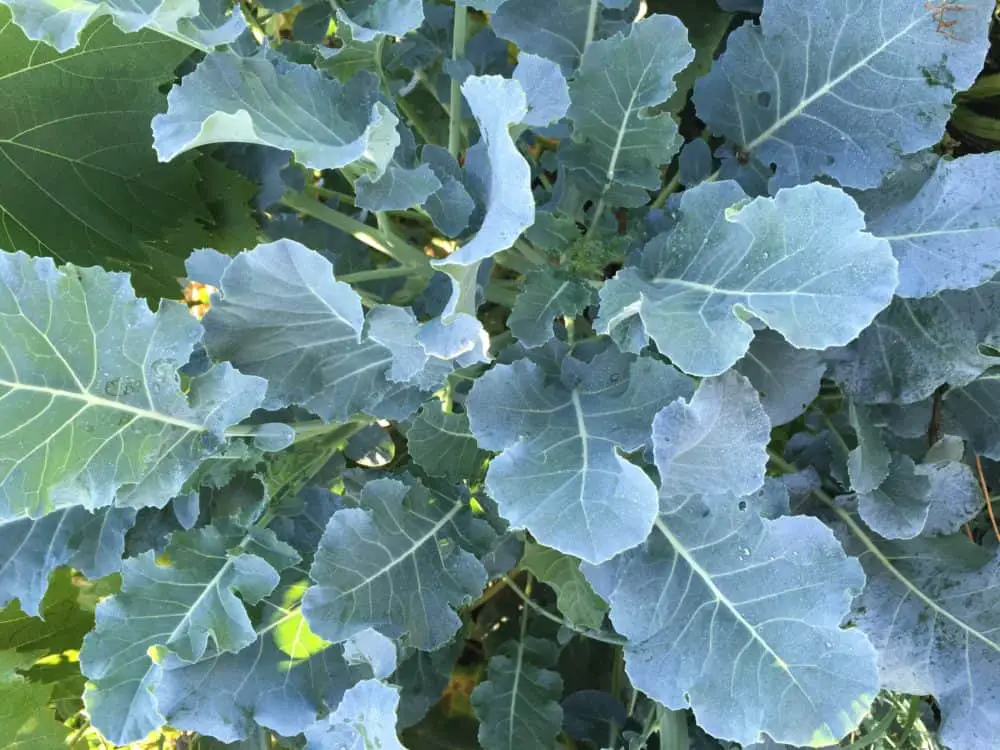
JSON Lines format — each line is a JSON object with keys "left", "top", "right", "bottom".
{"left": 0, "top": 0, "right": 999, "bottom": 748}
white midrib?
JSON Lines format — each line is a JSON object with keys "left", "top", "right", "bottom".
{"left": 569, "top": 390, "right": 592, "bottom": 544}
{"left": 166, "top": 556, "right": 239, "bottom": 647}
{"left": 0, "top": 378, "right": 205, "bottom": 432}
{"left": 833, "top": 503, "right": 1000, "bottom": 655}
{"left": 652, "top": 516, "right": 806, "bottom": 692}
{"left": 338, "top": 501, "right": 465, "bottom": 596}
{"left": 743, "top": 15, "right": 928, "bottom": 152}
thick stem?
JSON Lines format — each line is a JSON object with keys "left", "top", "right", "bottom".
{"left": 280, "top": 192, "right": 428, "bottom": 267}
{"left": 449, "top": 4, "right": 469, "bottom": 158}
{"left": 583, "top": 0, "right": 600, "bottom": 49}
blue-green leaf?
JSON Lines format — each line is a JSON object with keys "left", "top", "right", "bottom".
{"left": 334, "top": 0, "right": 423, "bottom": 42}
{"left": 852, "top": 532, "right": 1000, "bottom": 749}
{"left": 561, "top": 15, "right": 694, "bottom": 207}
{"left": 583, "top": 493, "right": 878, "bottom": 746}
{"left": 4, "top": 0, "right": 245, "bottom": 52}
{"left": 81, "top": 524, "right": 297, "bottom": 745}
{"left": 859, "top": 152, "right": 1000, "bottom": 297}
{"left": 470, "top": 636, "right": 564, "bottom": 750}
{"left": 0, "top": 507, "right": 135, "bottom": 616}
{"left": 652, "top": 371, "right": 770, "bottom": 499}
{"left": 406, "top": 400, "right": 488, "bottom": 482}
{"left": 508, "top": 268, "right": 594, "bottom": 348}
{"left": 153, "top": 52, "right": 398, "bottom": 172}
{"left": 519, "top": 543, "right": 608, "bottom": 630}
{"left": 847, "top": 400, "right": 891, "bottom": 494}
{"left": 302, "top": 477, "right": 492, "bottom": 650}
{"left": 0, "top": 251, "right": 264, "bottom": 520}
{"left": 466, "top": 346, "right": 693, "bottom": 564}
{"left": 694, "top": 0, "right": 994, "bottom": 189}
{"left": 433, "top": 76, "right": 534, "bottom": 267}
{"left": 598, "top": 181, "right": 897, "bottom": 376}
{"left": 202, "top": 239, "right": 426, "bottom": 423}
{"left": 491, "top": 0, "right": 590, "bottom": 73}
{"left": 856, "top": 454, "right": 931, "bottom": 540}
{"left": 832, "top": 277, "right": 1000, "bottom": 404}
{"left": 304, "top": 679, "right": 404, "bottom": 750}
{"left": 514, "top": 53, "right": 571, "bottom": 128}
{"left": 734, "top": 330, "right": 825, "bottom": 426}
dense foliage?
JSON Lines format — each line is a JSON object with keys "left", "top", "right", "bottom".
{"left": 2, "top": 0, "right": 1000, "bottom": 748}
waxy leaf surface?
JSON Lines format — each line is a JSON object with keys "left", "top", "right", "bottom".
{"left": 467, "top": 346, "right": 693, "bottom": 564}
{"left": 694, "top": 0, "right": 994, "bottom": 189}
{"left": 0, "top": 251, "right": 264, "bottom": 521}
{"left": 598, "top": 181, "right": 897, "bottom": 376}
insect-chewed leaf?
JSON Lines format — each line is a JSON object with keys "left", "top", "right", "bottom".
{"left": 508, "top": 267, "right": 594, "bottom": 348}
{"left": 0, "top": 506, "right": 135, "bottom": 616}
{"left": 467, "top": 346, "right": 693, "bottom": 564}
{"left": 851, "top": 530, "right": 1000, "bottom": 749}
{"left": 0, "top": 251, "right": 265, "bottom": 521}
{"left": 734, "top": 330, "right": 826, "bottom": 426}
{"left": 302, "top": 476, "right": 494, "bottom": 650}
{"left": 470, "top": 636, "right": 564, "bottom": 750}
{"left": 304, "top": 679, "right": 404, "bottom": 750}
{"left": 598, "top": 181, "right": 897, "bottom": 376}
{"left": 652, "top": 371, "right": 770, "bottom": 499}
{"left": 201, "top": 239, "right": 429, "bottom": 423}
{"left": 4, "top": 0, "right": 245, "bottom": 52}
{"left": 560, "top": 14, "right": 694, "bottom": 207}
{"left": 694, "top": 0, "right": 994, "bottom": 189}
{"left": 582, "top": 492, "right": 878, "bottom": 746}
{"left": 153, "top": 51, "right": 399, "bottom": 173}
{"left": 80, "top": 523, "right": 299, "bottom": 745}
{"left": 859, "top": 152, "right": 1000, "bottom": 297}
{"left": 832, "top": 276, "right": 1000, "bottom": 404}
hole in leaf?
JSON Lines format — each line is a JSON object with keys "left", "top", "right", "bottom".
{"left": 756, "top": 91, "right": 772, "bottom": 108}
{"left": 738, "top": 500, "right": 747, "bottom": 511}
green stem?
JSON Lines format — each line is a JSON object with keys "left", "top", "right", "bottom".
{"left": 514, "top": 239, "right": 549, "bottom": 266}
{"left": 650, "top": 171, "right": 682, "bottom": 210}
{"left": 338, "top": 265, "right": 422, "bottom": 283}
{"left": 840, "top": 706, "right": 898, "bottom": 750}
{"left": 583, "top": 0, "right": 600, "bottom": 49}
{"left": 587, "top": 197, "right": 606, "bottom": 233}
{"left": 449, "top": 4, "right": 469, "bottom": 158}
{"left": 280, "top": 192, "right": 428, "bottom": 267}
{"left": 899, "top": 695, "right": 921, "bottom": 738}
{"left": 501, "top": 574, "right": 628, "bottom": 645}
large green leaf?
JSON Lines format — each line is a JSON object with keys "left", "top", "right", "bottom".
{"left": 466, "top": 345, "right": 693, "bottom": 564}
{"left": 0, "top": 251, "right": 265, "bottom": 522}
{"left": 153, "top": 51, "right": 398, "bottom": 173}
{"left": 4, "top": 0, "right": 245, "bottom": 53}
{"left": 0, "top": 650, "right": 69, "bottom": 748}
{"left": 597, "top": 181, "right": 898, "bottom": 376}
{"left": 303, "top": 476, "right": 494, "bottom": 650}
{"left": 583, "top": 490, "right": 878, "bottom": 746}
{"left": 80, "top": 523, "right": 298, "bottom": 745}
{"left": 846, "top": 517, "right": 1000, "bottom": 748}
{"left": 561, "top": 14, "right": 694, "bottom": 207}
{"left": 693, "top": 0, "right": 994, "bottom": 189}
{"left": 0, "top": 11, "right": 224, "bottom": 297}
